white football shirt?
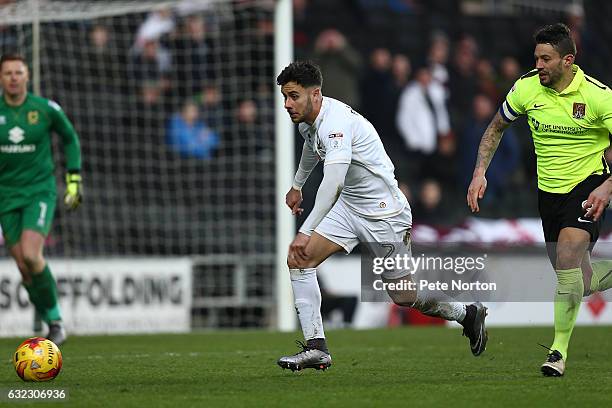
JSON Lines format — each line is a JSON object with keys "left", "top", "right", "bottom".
{"left": 298, "top": 96, "right": 408, "bottom": 219}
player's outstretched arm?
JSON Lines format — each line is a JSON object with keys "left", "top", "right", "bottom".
{"left": 467, "top": 111, "right": 510, "bottom": 213}
{"left": 49, "top": 100, "right": 83, "bottom": 210}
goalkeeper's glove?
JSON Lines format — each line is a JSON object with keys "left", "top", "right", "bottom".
{"left": 64, "top": 171, "right": 82, "bottom": 210}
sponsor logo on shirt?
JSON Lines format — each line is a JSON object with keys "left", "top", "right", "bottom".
{"left": 8, "top": 126, "right": 24, "bottom": 144}
{"left": 1, "top": 144, "right": 35, "bottom": 153}
{"left": 328, "top": 132, "right": 343, "bottom": 139}
{"left": 530, "top": 118, "right": 586, "bottom": 135}
{"left": 572, "top": 102, "right": 586, "bottom": 119}
{"left": 2, "top": 126, "right": 35, "bottom": 153}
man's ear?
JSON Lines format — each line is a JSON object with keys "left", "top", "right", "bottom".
{"left": 312, "top": 87, "right": 321, "bottom": 99}
{"left": 563, "top": 54, "right": 575, "bottom": 68}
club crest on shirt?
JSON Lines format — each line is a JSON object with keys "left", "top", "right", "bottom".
{"left": 328, "top": 132, "right": 343, "bottom": 149}
{"left": 572, "top": 102, "right": 586, "bottom": 119}
{"left": 0, "top": 115, "right": 5, "bottom": 124}
{"left": 27, "top": 110, "right": 39, "bottom": 125}
{"left": 330, "top": 139, "right": 342, "bottom": 149}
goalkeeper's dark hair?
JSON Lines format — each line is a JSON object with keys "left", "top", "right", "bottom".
{"left": 534, "top": 23, "right": 576, "bottom": 57}
{"left": 276, "top": 61, "right": 323, "bottom": 88}
{"left": 0, "top": 53, "right": 27, "bottom": 70}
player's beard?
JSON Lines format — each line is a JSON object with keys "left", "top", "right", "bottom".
{"left": 302, "top": 96, "right": 313, "bottom": 123}
{"left": 539, "top": 61, "right": 563, "bottom": 88}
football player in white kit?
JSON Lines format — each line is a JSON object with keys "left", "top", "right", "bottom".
{"left": 276, "top": 61, "right": 487, "bottom": 371}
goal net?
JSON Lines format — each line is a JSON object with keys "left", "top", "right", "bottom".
{"left": 0, "top": 0, "right": 285, "bottom": 328}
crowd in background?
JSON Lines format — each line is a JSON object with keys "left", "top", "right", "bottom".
{"left": 1, "top": 0, "right": 611, "bottom": 256}
{"left": 293, "top": 0, "right": 612, "bottom": 227}
{"left": 303, "top": 27, "right": 531, "bottom": 224}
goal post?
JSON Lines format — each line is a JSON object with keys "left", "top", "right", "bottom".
{"left": 274, "top": 0, "right": 295, "bottom": 332}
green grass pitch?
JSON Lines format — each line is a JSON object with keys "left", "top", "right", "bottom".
{"left": 1, "top": 326, "right": 611, "bottom": 407}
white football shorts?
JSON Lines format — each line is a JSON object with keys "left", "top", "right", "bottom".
{"left": 314, "top": 198, "right": 412, "bottom": 279}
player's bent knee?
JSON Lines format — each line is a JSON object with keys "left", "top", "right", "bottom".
{"left": 21, "top": 252, "right": 44, "bottom": 272}
{"left": 555, "top": 251, "right": 582, "bottom": 270}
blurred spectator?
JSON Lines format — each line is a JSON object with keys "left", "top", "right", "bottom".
{"left": 387, "top": 53, "right": 413, "bottom": 162}
{"left": 313, "top": 29, "right": 362, "bottom": 109}
{"left": 361, "top": 48, "right": 395, "bottom": 141}
{"left": 496, "top": 56, "right": 521, "bottom": 101}
{"left": 171, "top": 14, "right": 215, "bottom": 97}
{"left": 475, "top": 58, "right": 501, "bottom": 104}
{"left": 448, "top": 34, "right": 479, "bottom": 132}
{"left": 237, "top": 99, "right": 258, "bottom": 124}
{"left": 78, "top": 23, "right": 126, "bottom": 146}
{"left": 427, "top": 30, "right": 450, "bottom": 92}
{"left": 232, "top": 2, "right": 275, "bottom": 94}
{"left": 129, "top": 38, "right": 172, "bottom": 107}
{"left": 135, "top": 8, "right": 175, "bottom": 47}
{"left": 391, "top": 53, "right": 411, "bottom": 90}
{"left": 424, "top": 132, "right": 458, "bottom": 191}
{"left": 458, "top": 94, "right": 520, "bottom": 203}
{"left": 565, "top": 3, "right": 612, "bottom": 85}
{"left": 412, "top": 179, "right": 447, "bottom": 225}
{"left": 396, "top": 66, "right": 450, "bottom": 158}
{"left": 293, "top": 0, "right": 309, "bottom": 20}
{"left": 167, "top": 100, "right": 219, "bottom": 159}
{"left": 251, "top": 17, "right": 275, "bottom": 91}
{"left": 293, "top": 0, "right": 312, "bottom": 59}
{"left": 0, "top": 25, "right": 18, "bottom": 55}
{"left": 226, "top": 99, "right": 265, "bottom": 156}
{"left": 82, "top": 24, "right": 124, "bottom": 96}
{"left": 194, "top": 83, "right": 224, "bottom": 134}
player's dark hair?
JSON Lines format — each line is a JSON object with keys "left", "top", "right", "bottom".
{"left": 534, "top": 23, "right": 576, "bottom": 57}
{"left": 276, "top": 61, "right": 323, "bottom": 88}
{"left": 0, "top": 53, "right": 27, "bottom": 70}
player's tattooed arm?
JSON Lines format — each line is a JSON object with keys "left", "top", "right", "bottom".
{"left": 468, "top": 111, "right": 511, "bottom": 213}
{"left": 474, "top": 111, "right": 510, "bottom": 175}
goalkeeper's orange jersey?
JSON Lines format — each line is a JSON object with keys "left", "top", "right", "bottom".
{"left": 0, "top": 93, "right": 81, "bottom": 213}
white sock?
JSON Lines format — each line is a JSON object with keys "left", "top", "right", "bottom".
{"left": 290, "top": 268, "right": 325, "bottom": 340}
{"left": 413, "top": 289, "right": 466, "bottom": 322}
